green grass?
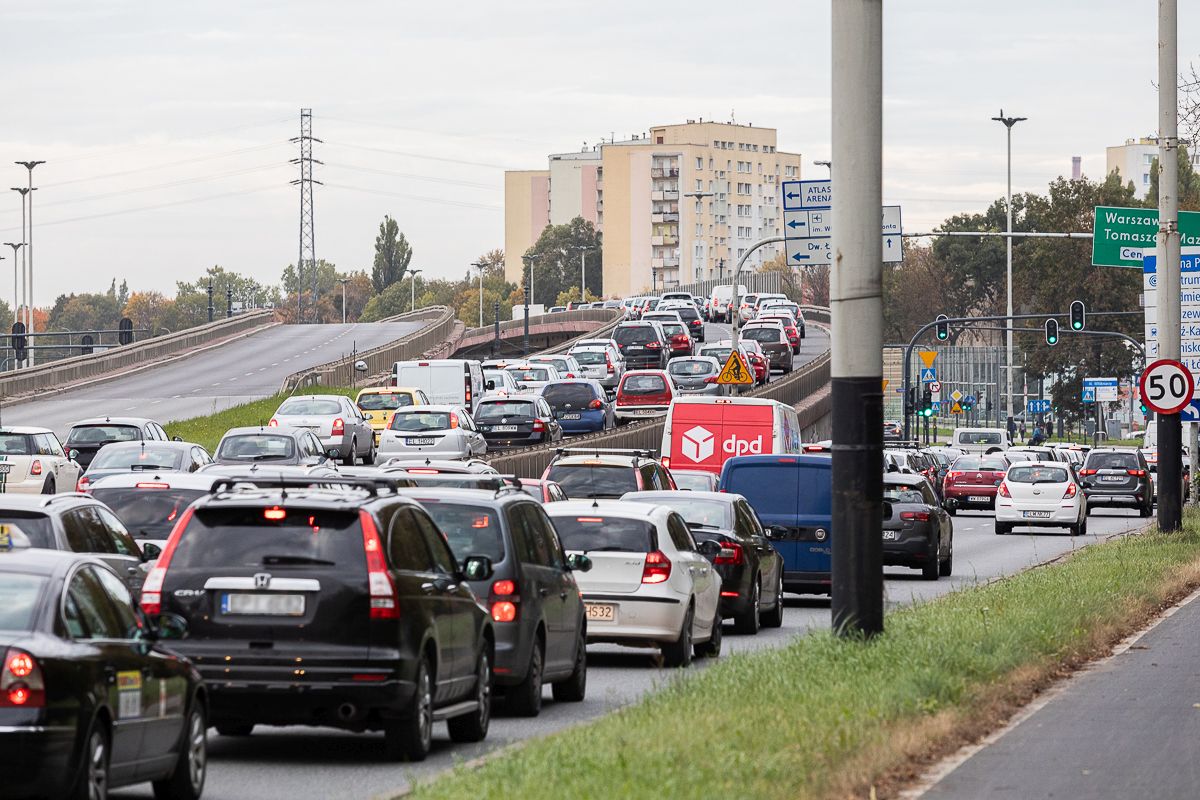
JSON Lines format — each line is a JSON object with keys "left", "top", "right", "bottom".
{"left": 412, "top": 516, "right": 1200, "bottom": 800}
{"left": 164, "top": 386, "right": 357, "bottom": 452}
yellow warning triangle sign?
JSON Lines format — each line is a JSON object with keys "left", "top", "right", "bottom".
{"left": 882, "top": 378, "right": 890, "bottom": 392}
{"left": 918, "top": 350, "right": 938, "bottom": 369}
{"left": 951, "top": 401, "right": 963, "bottom": 414}
{"left": 717, "top": 351, "right": 754, "bottom": 385}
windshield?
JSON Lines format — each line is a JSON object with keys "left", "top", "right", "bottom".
{"left": 90, "top": 487, "right": 208, "bottom": 540}
{"left": 277, "top": 398, "right": 342, "bottom": 415}
{"left": 418, "top": 501, "right": 505, "bottom": 563}
{"left": 1009, "top": 466, "right": 1069, "bottom": 483}
{"left": 66, "top": 425, "right": 142, "bottom": 446}
{"left": 216, "top": 435, "right": 296, "bottom": 461}
{"left": 572, "top": 350, "right": 605, "bottom": 365}
{"left": 883, "top": 486, "right": 926, "bottom": 503}
{"left": 0, "top": 574, "right": 46, "bottom": 631}
{"left": 742, "top": 328, "right": 780, "bottom": 343}
{"left": 700, "top": 347, "right": 732, "bottom": 362}
{"left": 552, "top": 515, "right": 654, "bottom": 552}
{"left": 170, "top": 507, "right": 365, "bottom": 569}
{"left": 0, "top": 434, "right": 33, "bottom": 456}
{"left": 390, "top": 411, "right": 452, "bottom": 432}
{"left": 614, "top": 327, "right": 658, "bottom": 345}
{"left": 541, "top": 384, "right": 598, "bottom": 409}
{"left": 90, "top": 445, "right": 185, "bottom": 471}
{"left": 546, "top": 465, "right": 638, "bottom": 498}
{"left": 358, "top": 393, "right": 414, "bottom": 411}
{"left": 476, "top": 401, "right": 537, "bottom": 421}
{"left": 0, "top": 512, "right": 54, "bottom": 548}
{"left": 669, "top": 360, "right": 715, "bottom": 376}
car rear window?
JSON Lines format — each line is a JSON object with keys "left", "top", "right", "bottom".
{"left": 952, "top": 456, "right": 1007, "bottom": 471}
{"left": 217, "top": 435, "right": 296, "bottom": 461}
{"left": 0, "top": 512, "right": 55, "bottom": 549}
{"left": 661, "top": 323, "right": 687, "bottom": 338}
{"left": 1087, "top": 452, "right": 1138, "bottom": 470}
{"left": 170, "top": 507, "right": 366, "bottom": 570}
{"left": 742, "top": 328, "right": 780, "bottom": 343}
{"left": 552, "top": 516, "right": 655, "bottom": 552}
{"left": 571, "top": 350, "right": 605, "bottom": 365}
{"left": 546, "top": 465, "right": 638, "bottom": 498}
{"left": 0, "top": 573, "right": 46, "bottom": 631}
{"left": 635, "top": 497, "right": 731, "bottom": 529}
{"left": 700, "top": 347, "right": 732, "bottom": 362}
{"left": 358, "top": 393, "right": 414, "bottom": 411}
{"left": 614, "top": 326, "right": 658, "bottom": 345}
{"left": 418, "top": 501, "right": 505, "bottom": 563}
{"left": 541, "top": 384, "right": 598, "bottom": 408}
{"left": 90, "top": 487, "right": 208, "bottom": 540}
{"left": 66, "top": 425, "right": 142, "bottom": 445}
{"left": 670, "top": 472, "right": 717, "bottom": 491}
{"left": 672, "top": 306, "right": 700, "bottom": 321}
{"left": 622, "top": 374, "right": 667, "bottom": 394}
{"left": 90, "top": 445, "right": 185, "bottom": 471}
{"left": 278, "top": 398, "right": 342, "bottom": 415}
{"left": 956, "top": 431, "right": 1002, "bottom": 445}
{"left": 390, "top": 411, "right": 452, "bottom": 432}
{"left": 476, "top": 401, "right": 537, "bottom": 421}
{"left": 669, "top": 360, "right": 714, "bottom": 376}
{"left": 508, "top": 367, "right": 551, "bottom": 382}
{"left": 1009, "top": 466, "right": 1069, "bottom": 483}
{"left": 884, "top": 486, "right": 925, "bottom": 503}
{"left": 0, "top": 434, "right": 33, "bottom": 456}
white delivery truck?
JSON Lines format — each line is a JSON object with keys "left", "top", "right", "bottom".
{"left": 391, "top": 359, "right": 485, "bottom": 411}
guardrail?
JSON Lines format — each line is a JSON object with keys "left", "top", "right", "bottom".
{"left": 281, "top": 306, "right": 457, "bottom": 392}
{"left": 455, "top": 309, "right": 621, "bottom": 355}
{"left": 0, "top": 310, "right": 277, "bottom": 402}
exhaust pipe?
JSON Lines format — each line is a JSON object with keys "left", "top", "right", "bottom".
{"left": 337, "top": 703, "right": 357, "bottom": 722}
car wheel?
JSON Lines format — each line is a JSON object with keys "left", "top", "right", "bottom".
{"left": 661, "top": 605, "right": 694, "bottom": 668}
{"left": 1140, "top": 502, "right": 1153, "bottom": 518}
{"left": 552, "top": 630, "right": 587, "bottom": 703}
{"left": 41, "top": 476, "right": 55, "bottom": 495}
{"left": 939, "top": 536, "right": 953, "bottom": 576}
{"left": 215, "top": 724, "right": 253, "bottom": 737}
{"left": 342, "top": 440, "right": 357, "bottom": 467}
{"left": 695, "top": 606, "right": 722, "bottom": 659}
{"left": 507, "top": 638, "right": 544, "bottom": 717}
{"left": 1073, "top": 516, "right": 1088, "bottom": 536}
{"left": 760, "top": 570, "right": 785, "bottom": 628}
{"left": 733, "top": 579, "right": 761, "bottom": 635}
{"left": 152, "top": 700, "right": 207, "bottom": 800}
{"left": 946, "top": 505, "right": 957, "bottom": 517}
{"left": 384, "top": 657, "right": 433, "bottom": 761}
{"left": 363, "top": 439, "right": 376, "bottom": 466}
{"left": 995, "top": 522, "right": 1011, "bottom": 535}
{"left": 69, "top": 719, "right": 109, "bottom": 800}
{"left": 922, "top": 538, "right": 940, "bottom": 580}
{"left": 448, "top": 648, "right": 491, "bottom": 743}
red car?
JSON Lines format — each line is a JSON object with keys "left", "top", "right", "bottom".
{"left": 740, "top": 341, "right": 771, "bottom": 385}
{"left": 615, "top": 369, "right": 674, "bottom": 422}
{"left": 659, "top": 322, "right": 694, "bottom": 359}
{"left": 942, "top": 454, "right": 1011, "bottom": 515}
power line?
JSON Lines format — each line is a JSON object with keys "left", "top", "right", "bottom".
{"left": 323, "top": 140, "right": 513, "bottom": 171}
{"left": 321, "top": 115, "right": 558, "bottom": 148}
{"left": 322, "top": 161, "right": 497, "bottom": 190}
{"left": 45, "top": 115, "right": 295, "bottom": 166}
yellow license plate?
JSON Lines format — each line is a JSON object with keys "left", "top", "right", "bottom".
{"left": 585, "top": 603, "right": 616, "bottom": 623}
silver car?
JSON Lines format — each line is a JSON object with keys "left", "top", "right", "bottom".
{"left": 667, "top": 356, "right": 721, "bottom": 395}
{"left": 504, "top": 363, "right": 562, "bottom": 392}
{"left": 569, "top": 343, "right": 625, "bottom": 391}
{"left": 378, "top": 404, "right": 488, "bottom": 460}
{"left": 527, "top": 354, "right": 584, "bottom": 379}
{"left": 271, "top": 394, "right": 375, "bottom": 465}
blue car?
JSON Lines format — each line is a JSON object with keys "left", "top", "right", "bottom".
{"left": 540, "top": 379, "right": 615, "bottom": 435}
{"left": 719, "top": 454, "right": 832, "bottom": 596}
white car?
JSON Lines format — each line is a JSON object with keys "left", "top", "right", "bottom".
{"left": 526, "top": 354, "right": 584, "bottom": 379}
{"left": 504, "top": 362, "right": 562, "bottom": 392}
{"left": 568, "top": 342, "right": 625, "bottom": 390}
{"left": 0, "top": 427, "right": 82, "bottom": 494}
{"left": 994, "top": 461, "right": 1087, "bottom": 536}
{"left": 546, "top": 499, "right": 722, "bottom": 667}
{"left": 378, "top": 405, "right": 488, "bottom": 460}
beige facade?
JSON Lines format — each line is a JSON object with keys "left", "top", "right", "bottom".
{"left": 503, "top": 170, "right": 549, "bottom": 283}
{"left": 1106, "top": 137, "right": 1158, "bottom": 198}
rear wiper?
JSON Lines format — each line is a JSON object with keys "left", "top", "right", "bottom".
{"left": 130, "top": 464, "right": 175, "bottom": 471}
{"left": 261, "top": 554, "right": 336, "bottom": 566}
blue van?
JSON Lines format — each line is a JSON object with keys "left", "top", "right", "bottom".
{"left": 719, "top": 454, "right": 832, "bottom": 595}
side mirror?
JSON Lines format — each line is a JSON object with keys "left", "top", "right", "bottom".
{"left": 766, "top": 526, "right": 788, "bottom": 540}
{"left": 68, "top": 449, "right": 80, "bottom": 461}
{"left": 696, "top": 539, "right": 722, "bottom": 558}
{"left": 565, "top": 552, "right": 593, "bottom": 572}
{"left": 462, "top": 555, "right": 494, "bottom": 582}
{"left": 141, "top": 542, "right": 163, "bottom": 562}
{"left": 326, "top": 449, "right": 340, "bottom": 459}
{"left": 172, "top": 436, "right": 183, "bottom": 442}
{"left": 153, "top": 613, "right": 189, "bottom": 641}
{"left": 353, "top": 359, "right": 369, "bottom": 373}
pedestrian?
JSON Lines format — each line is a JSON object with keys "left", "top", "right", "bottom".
{"left": 1020, "top": 421, "right": 1027, "bottom": 441}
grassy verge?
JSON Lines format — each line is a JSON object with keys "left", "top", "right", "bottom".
{"left": 412, "top": 515, "right": 1200, "bottom": 800}
{"left": 164, "top": 386, "right": 356, "bottom": 452}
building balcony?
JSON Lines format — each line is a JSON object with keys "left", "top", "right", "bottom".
{"left": 650, "top": 167, "right": 680, "bottom": 178}
{"left": 660, "top": 212, "right": 679, "bottom": 222}
{"left": 651, "top": 235, "right": 679, "bottom": 246}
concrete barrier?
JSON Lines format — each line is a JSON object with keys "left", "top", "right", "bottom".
{"left": 455, "top": 309, "right": 621, "bottom": 356}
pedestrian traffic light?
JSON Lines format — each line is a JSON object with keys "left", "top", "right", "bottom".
{"left": 1045, "top": 318, "right": 1059, "bottom": 346}
{"left": 921, "top": 387, "right": 934, "bottom": 417}
{"left": 935, "top": 314, "right": 949, "bottom": 341}
{"left": 1070, "top": 300, "right": 1086, "bottom": 331}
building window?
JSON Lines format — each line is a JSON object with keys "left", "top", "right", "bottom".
{"left": 696, "top": 157, "right": 703, "bottom": 170}
{"left": 708, "top": 157, "right": 713, "bottom": 169}
{"left": 1144, "top": 173, "right": 1150, "bottom": 184}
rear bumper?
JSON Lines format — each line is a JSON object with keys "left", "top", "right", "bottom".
{"left": 614, "top": 406, "right": 668, "bottom": 421}
{"left": 483, "top": 432, "right": 548, "bottom": 449}
{"left": 0, "top": 724, "right": 78, "bottom": 798}
{"left": 944, "top": 487, "right": 997, "bottom": 508}
{"left": 882, "top": 526, "right": 935, "bottom": 566}
{"left": 378, "top": 440, "right": 467, "bottom": 459}
{"left": 557, "top": 414, "right": 608, "bottom": 434}
{"left": 581, "top": 593, "right": 686, "bottom": 644}
{"left": 0, "top": 477, "right": 47, "bottom": 494}
{"left": 996, "top": 500, "right": 1081, "bottom": 524}
{"left": 201, "top": 672, "right": 418, "bottom": 728}
{"left": 1083, "top": 489, "right": 1145, "bottom": 508}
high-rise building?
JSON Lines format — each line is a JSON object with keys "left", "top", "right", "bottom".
{"left": 505, "top": 120, "right": 803, "bottom": 297}
{"left": 1106, "top": 137, "right": 1158, "bottom": 197}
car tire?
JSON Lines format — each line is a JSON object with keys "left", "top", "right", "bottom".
{"left": 552, "top": 631, "right": 587, "bottom": 703}
{"left": 995, "top": 522, "right": 1011, "bottom": 535}
{"left": 448, "top": 648, "right": 491, "bottom": 743}
{"left": 152, "top": 700, "right": 207, "bottom": 800}
{"left": 939, "top": 536, "right": 953, "bottom": 576}
{"left": 215, "top": 724, "right": 253, "bottom": 737}
{"left": 41, "top": 476, "right": 55, "bottom": 495}
{"left": 506, "top": 638, "right": 544, "bottom": 718}
{"left": 695, "top": 607, "right": 722, "bottom": 659}
{"left": 363, "top": 439, "right": 376, "bottom": 466}
{"left": 342, "top": 440, "right": 357, "bottom": 467}
{"left": 946, "top": 505, "right": 957, "bottom": 517}
{"left": 922, "top": 538, "right": 940, "bottom": 580}
{"left": 661, "top": 605, "right": 694, "bottom": 668}
{"left": 69, "top": 718, "right": 109, "bottom": 800}
{"left": 733, "top": 579, "right": 761, "bottom": 635}
{"left": 760, "top": 570, "right": 785, "bottom": 629}
{"left": 384, "top": 657, "right": 433, "bottom": 761}
{"left": 1140, "top": 502, "right": 1153, "bottom": 518}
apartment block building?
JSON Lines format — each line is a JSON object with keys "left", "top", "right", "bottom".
{"left": 505, "top": 120, "right": 803, "bottom": 297}
{"left": 1106, "top": 137, "right": 1159, "bottom": 198}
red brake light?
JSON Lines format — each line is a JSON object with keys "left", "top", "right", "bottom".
{"left": 703, "top": 376, "right": 718, "bottom": 384}
{"left": 1127, "top": 469, "right": 1146, "bottom": 477}
{"left": 588, "top": 399, "right": 603, "bottom": 409}
{"left": 408, "top": 468, "right": 439, "bottom": 474}
{"left": 0, "top": 649, "right": 44, "bottom": 708}
{"left": 997, "top": 481, "right": 1011, "bottom": 498}
{"left": 263, "top": 506, "right": 286, "bottom": 521}
{"left": 945, "top": 471, "right": 962, "bottom": 482}
{"left": 135, "top": 482, "right": 171, "bottom": 489}
{"left": 140, "top": 506, "right": 193, "bottom": 615}
{"left": 713, "top": 540, "right": 744, "bottom": 565}
{"left": 332, "top": 417, "right": 345, "bottom": 435}
{"left": 491, "top": 601, "right": 517, "bottom": 622}
{"left": 532, "top": 419, "right": 546, "bottom": 432}
{"left": 29, "top": 460, "right": 41, "bottom": 476}
{"left": 1063, "top": 483, "right": 1078, "bottom": 498}
{"left": 576, "top": 517, "right": 604, "bottom": 523}
{"left": 641, "top": 550, "right": 672, "bottom": 584}
{"left": 449, "top": 413, "right": 460, "bottom": 429}
{"left": 900, "top": 511, "right": 931, "bottom": 521}
{"left": 1080, "top": 468, "right": 1097, "bottom": 476}
{"left": 268, "top": 418, "right": 279, "bottom": 427}
{"left": 492, "top": 580, "right": 516, "bottom": 596}
{"left": 76, "top": 475, "right": 91, "bottom": 493}
{"left": 645, "top": 341, "right": 661, "bottom": 349}
{"left": 360, "top": 510, "right": 399, "bottom": 619}
{"left": 661, "top": 456, "right": 671, "bottom": 468}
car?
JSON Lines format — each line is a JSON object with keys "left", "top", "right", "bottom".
{"left": 709, "top": 284, "right": 746, "bottom": 324}
{"left": 503, "top": 363, "right": 562, "bottom": 393}
{"left": 620, "top": 490, "right": 785, "bottom": 632}
{"left": 739, "top": 340, "right": 771, "bottom": 384}
{"left": 78, "top": 440, "right": 212, "bottom": 493}
{"left": 542, "top": 448, "right": 676, "bottom": 499}
{"left": 568, "top": 343, "right": 625, "bottom": 391}
{"left": 473, "top": 394, "right": 564, "bottom": 449}
{"left": 548, "top": 305, "right": 566, "bottom": 313}
{"left": 64, "top": 417, "right": 171, "bottom": 470}
{"left": 696, "top": 341, "right": 755, "bottom": 390}
{"left": 941, "top": 453, "right": 1011, "bottom": 514}
{"left": 612, "top": 322, "right": 669, "bottom": 370}
{"left": 736, "top": 293, "right": 762, "bottom": 323}
{"left": 270, "top": 394, "right": 375, "bottom": 466}
{"left": 378, "top": 405, "right": 488, "bottom": 461}
{"left": 1007, "top": 446, "right": 1061, "bottom": 463}
{"left": 213, "top": 426, "right": 334, "bottom": 467}
{"left": 1141, "top": 447, "right": 1191, "bottom": 502}
{"left": 740, "top": 325, "right": 795, "bottom": 373}
{"left": 513, "top": 478, "right": 569, "bottom": 503}
{"left": 526, "top": 354, "right": 584, "bottom": 379}
{"left": 88, "top": 471, "right": 229, "bottom": 550}
{"left": 658, "top": 302, "right": 705, "bottom": 342}
{"left": 482, "top": 367, "right": 522, "bottom": 398}
{"left": 655, "top": 319, "right": 695, "bottom": 359}
{"left": 615, "top": 370, "right": 674, "bottom": 422}
{"left": 394, "top": 486, "right": 589, "bottom": 715}
{"left": 355, "top": 387, "right": 431, "bottom": 445}
{"left": 540, "top": 379, "right": 615, "bottom": 434}
{"left": 545, "top": 500, "right": 722, "bottom": 667}
{"left": 666, "top": 355, "right": 722, "bottom": 396}
{"left": 882, "top": 474, "right": 954, "bottom": 579}
{"left": 883, "top": 421, "right": 903, "bottom": 440}
{"left": 756, "top": 313, "right": 803, "bottom": 353}
{"left": 143, "top": 476, "right": 497, "bottom": 761}
{"left": 994, "top": 461, "right": 1087, "bottom": 536}
{"left": 0, "top": 426, "right": 82, "bottom": 495}
{"left": 667, "top": 469, "right": 720, "bottom": 492}
{"left": 0, "top": 543, "right": 207, "bottom": 800}
{"left": 390, "top": 359, "right": 486, "bottom": 410}
{"left": 1078, "top": 448, "right": 1153, "bottom": 517}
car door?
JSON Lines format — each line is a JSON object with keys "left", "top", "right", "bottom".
{"left": 460, "top": 410, "right": 487, "bottom": 456}
{"left": 532, "top": 504, "right": 580, "bottom": 671}
{"left": 94, "top": 506, "right": 147, "bottom": 592}
{"left": 515, "top": 503, "right": 571, "bottom": 671}
{"left": 666, "top": 513, "right": 718, "bottom": 633}
{"left": 37, "top": 433, "right": 75, "bottom": 492}
{"left": 737, "top": 499, "right": 778, "bottom": 602}
{"left": 919, "top": 482, "right": 950, "bottom": 552}
{"left": 62, "top": 507, "right": 142, "bottom": 590}
{"left": 413, "top": 508, "right": 476, "bottom": 698}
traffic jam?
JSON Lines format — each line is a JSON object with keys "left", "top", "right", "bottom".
{"left": 0, "top": 285, "right": 1151, "bottom": 799}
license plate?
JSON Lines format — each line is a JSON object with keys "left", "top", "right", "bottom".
{"left": 0, "top": 464, "right": 11, "bottom": 475}
{"left": 634, "top": 408, "right": 658, "bottom": 415}
{"left": 882, "top": 530, "right": 899, "bottom": 540}
{"left": 1023, "top": 511, "right": 1052, "bottom": 519}
{"left": 1101, "top": 475, "right": 1125, "bottom": 483}
{"left": 406, "top": 437, "right": 436, "bottom": 446}
{"left": 585, "top": 603, "right": 616, "bottom": 623}
{"left": 491, "top": 425, "right": 519, "bottom": 432}
{"left": 968, "top": 495, "right": 990, "bottom": 502}
{"left": 221, "top": 593, "right": 305, "bottom": 616}
{"left": 560, "top": 414, "right": 582, "bottom": 420}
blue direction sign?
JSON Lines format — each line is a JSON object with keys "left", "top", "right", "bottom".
{"left": 964, "top": 394, "right": 977, "bottom": 407}
{"left": 920, "top": 367, "right": 937, "bottom": 383}
{"left": 1081, "top": 387, "right": 1096, "bottom": 403}
{"left": 781, "top": 179, "right": 832, "bottom": 211}
{"left": 1180, "top": 400, "right": 1200, "bottom": 422}
{"left": 1027, "top": 399, "right": 1051, "bottom": 414}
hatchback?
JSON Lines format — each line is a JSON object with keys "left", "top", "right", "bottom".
{"left": 213, "top": 426, "right": 333, "bottom": 467}
{"left": 378, "top": 405, "right": 488, "bottom": 460}
{"left": 64, "top": 417, "right": 171, "bottom": 470}
{"left": 270, "top": 394, "right": 375, "bottom": 466}
{"left": 79, "top": 440, "right": 212, "bottom": 493}
{"left": 355, "top": 387, "right": 430, "bottom": 444}
{"left": 540, "top": 379, "right": 615, "bottom": 434}
{"left": 942, "top": 454, "right": 1011, "bottom": 514}
{"left": 0, "top": 426, "right": 82, "bottom": 495}
{"left": 526, "top": 354, "right": 583, "bottom": 379}
{"left": 756, "top": 313, "right": 802, "bottom": 353}
{"left": 568, "top": 343, "right": 625, "bottom": 390}
{"left": 742, "top": 324, "right": 794, "bottom": 373}
{"left": 882, "top": 474, "right": 954, "bottom": 578}
{"left": 615, "top": 370, "right": 674, "bottom": 422}
{"left": 667, "top": 356, "right": 721, "bottom": 396}
{"left": 657, "top": 320, "right": 695, "bottom": 359}
{"left": 612, "top": 322, "right": 669, "bottom": 370}
{"left": 473, "top": 395, "right": 563, "bottom": 449}
{"left": 504, "top": 363, "right": 561, "bottom": 392}
{"left": 660, "top": 302, "right": 705, "bottom": 342}
{"left": 543, "top": 448, "right": 676, "bottom": 499}
{"left": 483, "top": 367, "right": 522, "bottom": 398}
{"left": 1079, "top": 448, "right": 1153, "bottom": 516}
{"left": 996, "top": 462, "right": 1086, "bottom": 535}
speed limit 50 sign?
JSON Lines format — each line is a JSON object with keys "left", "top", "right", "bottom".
{"left": 1139, "top": 359, "right": 1196, "bottom": 415}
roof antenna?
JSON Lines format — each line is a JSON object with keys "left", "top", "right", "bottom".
{"left": 592, "top": 499, "right": 599, "bottom": 508}
{"left": 279, "top": 471, "right": 287, "bottom": 502}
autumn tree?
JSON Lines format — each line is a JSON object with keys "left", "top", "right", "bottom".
{"left": 371, "top": 216, "right": 413, "bottom": 293}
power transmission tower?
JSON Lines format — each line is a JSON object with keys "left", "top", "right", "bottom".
{"left": 290, "top": 109, "right": 322, "bottom": 323}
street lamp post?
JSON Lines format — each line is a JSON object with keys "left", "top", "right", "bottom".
{"left": 336, "top": 278, "right": 351, "bottom": 324}
{"left": 9, "top": 190, "right": 29, "bottom": 366}
{"left": 521, "top": 254, "right": 534, "bottom": 308}
{"left": 991, "top": 111, "right": 1026, "bottom": 435}
{"left": 15, "top": 161, "right": 44, "bottom": 366}
{"left": 683, "top": 191, "right": 713, "bottom": 282}
{"left": 470, "top": 261, "right": 486, "bottom": 327}
{"left": 408, "top": 269, "right": 423, "bottom": 313}
{"left": 812, "top": 159, "right": 832, "bottom": 175}
{"left": 574, "top": 247, "right": 594, "bottom": 302}
{"left": 3, "top": 243, "right": 23, "bottom": 331}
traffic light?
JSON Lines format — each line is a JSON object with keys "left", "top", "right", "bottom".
{"left": 1070, "top": 300, "right": 1086, "bottom": 331}
{"left": 961, "top": 395, "right": 974, "bottom": 412}
{"left": 1045, "top": 318, "right": 1059, "bottom": 346}
{"left": 935, "top": 314, "right": 949, "bottom": 341}
{"left": 905, "top": 386, "right": 917, "bottom": 417}
{"left": 921, "top": 387, "right": 934, "bottom": 417}
{"left": 11, "top": 322, "right": 26, "bottom": 363}
{"left": 118, "top": 317, "right": 133, "bottom": 346}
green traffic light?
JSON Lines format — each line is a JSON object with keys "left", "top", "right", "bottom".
{"left": 1072, "top": 321, "right": 1083, "bottom": 331}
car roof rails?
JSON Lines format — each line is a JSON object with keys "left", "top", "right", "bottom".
{"left": 209, "top": 474, "right": 395, "bottom": 498}
{"left": 554, "top": 447, "right": 656, "bottom": 459}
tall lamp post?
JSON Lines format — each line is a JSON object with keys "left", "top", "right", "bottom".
{"left": 574, "top": 246, "right": 594, "bottom": 302}
{"left": 991, "top": 111, "right": 1026, "bottom": 434}
{"left": 9, "top": 189, "right": 29, "bottom": 365}
{"left": 683, "top": 191, "right": 713, "bottom": 282}
{"left": 3, "top": 243, "right": 22, "bottom": 328}
{"left": 812, "top": 159, "right": 832, "bottom": 175}
{"left": 15, "top": 161, "right": 44, "bottom": 366}
{"left": 521, "top": 254, "right": 534, "bottom": 308}
{"left": 407, "top": 269, "right": 423, "bottom": 313}
{"left": 336, "top": 278, "right": 351, "bottom": 324}
{"left": 470, "top": 261, "right": 486, "bottom": 327}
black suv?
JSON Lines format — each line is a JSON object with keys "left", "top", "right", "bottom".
{"left": 143, "top": 476, "right": 496, "bottom": 761}
{"left": 612, "top": 322, "right": 669, "bottom": 370}
{"left": 542, "top": 448, "right": 676, "bottom": 499}
{"left": 397, "top": 485, "right": 590, "bottom": 716}
{"left": 1080, "top": 448, "right": 1154, "bottom": 516}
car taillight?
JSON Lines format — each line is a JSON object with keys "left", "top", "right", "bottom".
{"left": 641, "top": 550, "right": 671, "bottom": 583}
{"left": 360, "top": 510, "right": 399, "bottom": 619}
{"left": 997, "top": 482, "right": 1011, "bottom": 498}
{"left": 900, "top": 511, "right": 931, "bottom": 521}
{"left": 532, "top": 419, "right": 546, "bottom": 432}
{"left": 0, "top": 649, "right": 44, "bottom": 708}
{"left": 588, "top": 399, "right": 603, "bottom": 409}
{"left": 672, "top": 334, "right": 689, "bottom": 348}
{"left": 606, "top": 357, "right": 615, "bottom": 374}
{"left": 140, "top": 506, "right": 193, "bottom": 615}
{"left": 76, "top": 475, "right": 91, "bottom": 493}
{"left": 703, "top": 376, "right": 718, "bottom": 383}
{"left": 646, "top": 341, "right": 661, "bottom": 349}
{"left": 661, "top": 456, "right": 671, "bottom": 468}
{"left": 268, "top": 418, "right": 279, "bottom": 427}
{"left": 490, "top": 579, "right": 517, "bottom": 622}
{"left": 332, "top": 417, "right": 345, "bottom": 435}
{"left": 1127, "top": 469, "right": 1146, "bottom": 477}
{"left": 29, "top": 460, "right": 41, "bottom": 476}
{"left": 449, "top": 412, "right": 460, "bottom": 429}
{"left": 1080, "top": 468, "right": 1097, "bottom": 476}
{"left": 714, "top": 540, "right": 744, "bottom": 565}
{"left": 945, "top": 471, "right": 961, "bottom": 482}
{"left": 1063, "top": 483, "right": 1078, "bottom": 498}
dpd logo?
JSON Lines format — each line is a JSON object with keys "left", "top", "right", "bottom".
{"left": 680, "top": 426, "right": 714, "bottom": 462}
{"left": 722, "top": 434, "right": 764, "bottom": 457}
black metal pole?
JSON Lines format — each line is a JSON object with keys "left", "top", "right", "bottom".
{"left": 523, "top": 285, "right": 530, "bottom": 357}
{"left": 1160, "top": 414, "right": 1182, "bottom": 530}
{"left": 492, "top": 301, "right": 500, "bottom": 358}
{"left": 207, "top": 281, "right": 214, "bottom": 323}
{"left": 226, "top": 287, "right": 233, "bottom": 318}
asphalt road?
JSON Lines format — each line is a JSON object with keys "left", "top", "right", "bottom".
{"left": 3, "top": 322, "right": 426, "bottom": 437}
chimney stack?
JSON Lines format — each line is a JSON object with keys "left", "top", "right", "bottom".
{"left": 1071, "top": 156, "right": 1082, "bottom": 180}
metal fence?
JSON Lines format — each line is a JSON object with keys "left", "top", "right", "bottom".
{"left": 668, "top": 272, "right": 784, "bottom": 301}
{"left": 887, "top": 343, "right": 1006, "bottom": 427}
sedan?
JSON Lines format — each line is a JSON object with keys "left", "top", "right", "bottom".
{"left": 942, "top": 454, "right": 1010, "bottom": 514}
{"left": 882, "top": 474, "right": 954, "bottom": 579}
{"left": 615, "top": 370, "right": 675, "bottom": 422}
{"left": 474, "top": 395, "right": 564, "bottom": 449}
{"left": 995, "top": 461, "right": 1087, "bottom": 535}
{"left": 78, "top": 440, "right": 211, "bottom": 493}
{"left": 379, "top": 405, "right": 488, "bottom": 460}
{"left": 667, "top": 356, "right": 721, "bottom": 396}
{"left": 540, "top": 379, "right": 615, "bottom": 434}
{"left": 270, "top": 394, "right": 375, "bottom": 465}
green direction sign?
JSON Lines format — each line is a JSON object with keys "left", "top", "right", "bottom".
{"left": 1092, "top": 206, "right": 1200, "bottom": 268}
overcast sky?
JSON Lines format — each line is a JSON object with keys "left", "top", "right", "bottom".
{"left": 2, "top": 0, "right": 1198, "bottom": 304}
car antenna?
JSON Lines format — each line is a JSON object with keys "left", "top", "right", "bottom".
{"left": 591, "top": 499, "right": 599, "bottom": 508}
{"left": 279, "top": 471, "right": 287, "bottom": 501}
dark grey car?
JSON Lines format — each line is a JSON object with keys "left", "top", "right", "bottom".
{"left": 667, "top": 356, "right": 721, "bottom": 395}
{"left": 211, "top": 426, "right": 333, "bottom": 467}
{"left": 1080, "top": 448, "right": 1153, "bottom": 516}
{"left": 740, "top": 325, "right": 794, "bottom": 373}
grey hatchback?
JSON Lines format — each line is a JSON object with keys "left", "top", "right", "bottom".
{"left": 1079, "top": 448, "right": 1153, "bottom": 516}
